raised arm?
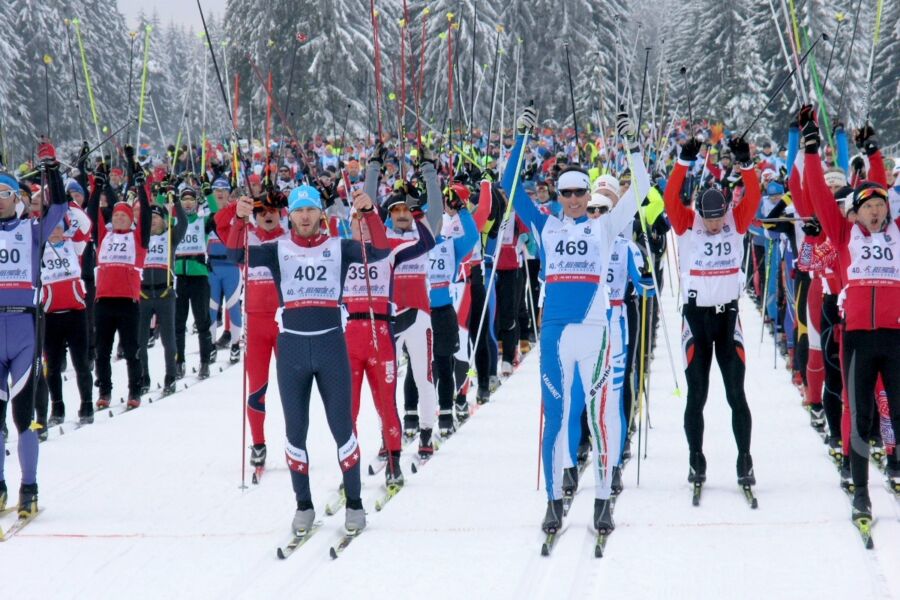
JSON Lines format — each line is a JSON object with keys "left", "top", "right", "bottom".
{"left": 662, "top": 145, "right": 698, "bottom": 235}
{"left": 421, "top": 159, "right": 443, "bottom": 235}
{"left": 504, "top": 133, "right": 545, "bottom": 233}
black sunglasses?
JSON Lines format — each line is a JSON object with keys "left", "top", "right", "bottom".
{"left": 559, "top": 188, "right": 588, "bottom": 198}
{"left": 587, "top": 206, "right": 609, "bottom": 215}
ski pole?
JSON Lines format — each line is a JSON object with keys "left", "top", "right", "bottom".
{"left": 135, "top": 25, "right": 152, "bottom": 148}
{"left": 72, "top": 19, "right": 104, "bottom": 157}
{"left": 63, "top": 19, "right": 86, "bottom": 142}
{"left": 563, "top": 42, "right": 581, "bottom": 164}
{"left": 740, "top": 33, "right": 828, "bottom": 140}
{"left": 835, "top": 0, "right": 864, "bottom": 125}
{"left": 636, "top": 291, "right": 648, "bottom": 487}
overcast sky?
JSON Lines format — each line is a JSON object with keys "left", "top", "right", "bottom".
{"left": 119, "top": 0, "right": 228, "bottom": 30}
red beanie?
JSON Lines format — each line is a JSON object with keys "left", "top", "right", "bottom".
{"left": 112, "top": 201, "right": 134, "bottom": 223}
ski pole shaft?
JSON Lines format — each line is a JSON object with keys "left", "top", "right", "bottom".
{"left": 563, "top": 42, "right": 581, "bottom": 164}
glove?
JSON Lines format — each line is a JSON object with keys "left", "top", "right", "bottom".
{"left": 639, "top": 276, "right": 656, "bottom": 298}
{"left": 616, "top": 110, "right": 636, "bottom": 141}
{"left": 371, "top": 142, "right": 387, "bottom": 165}
{"left": 855, "top": 124, "right": 879, "bottom": 156}
{"left": 801, "top": 118, "right": 820, "bottom": 154}
{"left": 796, "top": 104, "right": 816, "bottom": 127}
{"left": 418, "top": 145, "right": 437, "bottom": 169}
{"left": 679, "top": 137, "right": 702, "bottom": 163}
{"left": 77, "top": 141, "right": 90, "bottom": 168}
{"left": 124, "top": 144, "right": 135, "bottom": 163}
{"left": 37, "top": 140, "right": 57, "bottom": 164}
{"left": 801, "top": 217, "right": 822, "bottom": 237}
{"left": 727, "top": 136, "right": 751, "bottom": 166}
{"left": 445, "top": 189, "right": 464, "bottom": 211}
{"left": 516, "top": 105, "right": 537, "bottom": 135}
{"left": 854, "top": 123, "right": 875, "bottom": 148}
{"left": 200, "top": 179, "right": 212, "bottom": 197}
{"left": 133, "top": 167, "right": 146, "bottom": 187}
{"left": 851, "top": 155, "right": 865, "bottom": 175}
{"left": 93, "top": 166, "right": 109, "bottom": 187}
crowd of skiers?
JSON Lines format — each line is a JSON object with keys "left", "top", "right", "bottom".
{"left": 0, "top": 97, "right": 897, "bottom": 542}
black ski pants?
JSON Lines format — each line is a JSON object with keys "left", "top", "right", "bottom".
{"left": 175, "top": 275, "right": 213, "bottom": 365}
{"left": 44, "top": 310, "right": 93, "bottom": 417}
{"left": 95, "top": 298, "right": 142, "bottom": 398}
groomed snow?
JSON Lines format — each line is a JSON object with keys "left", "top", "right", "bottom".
{"left": 2, "top": 288, "right": 898, "bottom": 599}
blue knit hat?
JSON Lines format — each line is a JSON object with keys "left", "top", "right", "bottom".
{"left": 212, "top": 177, "right": 231, "bottom": 190}
{"left": 0, "top": 173, "right": 20, "bottom": 192}
{"left": 288, "top": 185, "right": 322, "bottom": 212}
{"left": 766, "top": 182, "right": 785, "bottom": 196}
{"left": 65, "top": 179, "right": 85, "bottom": 197}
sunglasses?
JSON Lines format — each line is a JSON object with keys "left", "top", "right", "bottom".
{"left": 856, "top": 186, "right": 888, "bottom": 204}
{"left": 0, "top": 190, "right": 17, "bottom": 200}
{"left": 587, "top": 206, "right": 610, "bottom": 215}
{"left": 559, "top": 188, "right": 588, "bottom": 198}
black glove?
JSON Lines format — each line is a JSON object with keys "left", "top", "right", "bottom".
{"left": 855, "top": 124, "right": 879, "bottom": 156}
{"left": 801, "top": 217, "right": 822, "bottom": 237}
{"left": 371, "top": 142, "right": 387, "bottom": 164}
{"left": 418, "top": 145, "right": 437, "bottom": 169}
{"left": 77, "top": 141, "right": 90, "bottom": 168}
{"left": 854, "top": 123, "right": 875, "bottom": 148}
{"left": 679, "top": 137, "right": 702, "bottom": 163}
{"left": 801, "top": 118, "right": 820, "bottom": 154}
{"left": 93, "top": 164, "right": 109, "bottom": 187}
{"left": 727, "top": 136, "right": 751, "bottom": 166}
{"left": 133, "top": 167, "right": 146, "bottom": 187}
{"left": 124, "top": 144, "right": 135, "bottom": 163}
{"left": 851, "top": 155, "right": 865, "bottom": 175}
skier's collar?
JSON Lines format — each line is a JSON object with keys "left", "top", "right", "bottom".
{"left": 291, "top": 231, "right": 328, "bottom": 247}
{"left": 562, "top": 214, "right": 589, "bottom": 225}
{"left": 257, "top": 225, "right": 285, "bottom": 241}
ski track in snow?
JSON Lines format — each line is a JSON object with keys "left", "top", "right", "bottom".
{"left": 2, "top": 292, "right": 899, "bottom": 600}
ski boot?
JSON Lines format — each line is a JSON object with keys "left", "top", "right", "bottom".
{"left": 345, "top": 505, "right": 367, "bottom": 533}
{"left": 870, "top": 437, "right": 885, "bottom": 467}
{"left": 438, "top": 410, "right": 455, "bottom": 438}
{"left": 96, "top": 395, "right": 111, "bottom": 410}
{"left": 385, "top": 451, "right": 404, "bottom": 488}
{"left": 562, "top": 467, "right": 579, "bottom": 498}
{"left": 175, "top": 362, "right": 186, "bottom": 380}
{"left": 403, "top": 411, "right": 419, "bottom": 440}
{"left": 162, "top": 376, "right": 177, "bottom": 396}
{"left": 476, "top": 387, "right": 490, "bottom": 405}
{"left": 885, "top": 454, "right": 900, "bottom": 494}
{"left": 500, "top": 361, "right": 514, "bottom": 377}
{"left": 541, "top": 499, "right": 564, "bottom": 533}
{"left": 519, "top": 339, "right": 531, "bottom": 354}
{"left": 127, "top": 396, "right": 141, "bottom": 410}
{"left": 139, "top": 376, "right": 151, "bottom": 396}
{"left": 688, "top": 451, "right": 707, "bottom": 484}
{"left": 489, "top": 375, "right": 501, "bottom": 392}
{"left": 737, "top": 452, "right": 756, "bottom": 486}
{"left": 851, "top": 488, "right": 872, "bottom": 520}
{"left": 418, "top": 428, "right": 435, "bottom": 460}
{"left": 198, "top": 362, "right": 210, "bottom": 380}
{"left": 840, "top": 455, "right": 854, "bottom": 491}
{"left": 826, "top": 435, "right": 842, "bottom": 463}
{"left": 36, "top": 423, "right": 48, "bottom": 443}
{"left": 215, "top": 330, "right": 232, "bottom": 350}
{"left": 611, "top": 466, "right": 624, "bottom": 496}
{"left": 621, "top": 436, "right": 633, "bottom": 462}
{"left": 147, "top": 326, "right": 159, "bottom": 348}
{"left": 454, "top": 397, "right": 470, "bottom": 424}
{"left": 809, "top": 404, "right": 825, "bottom": 430}
{"left": 229, "top": 343, "right": 241, "bottom": 364}
{"left": 0, "top": 480, "right": 6, "bottom": 511}
{"left": 18, "top": 483, "right": 38, "bottom": 518}
{"left": 292, "top": 504, "right": 316, "bottom": 534}
{"left": 47, "top": 408, "right": 65, "bottom": 428}
{"left": 250, "top": 444, "right": 267, "bottom": 467}
{"left": 576, "top": 439, "right": 591, "bottom": 466}
{"left": 593, "top": 498, "right": 615, "bottom": 532}
{"left": 78, "top": 414, "right": 94, "bottom": 426}
{"left": 208, "top": 348, "right": 218, "bottom": 364}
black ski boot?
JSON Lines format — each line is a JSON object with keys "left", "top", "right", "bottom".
{"left": 36, "top": 423, "right": 48, "bottom": 443}
{"left": 418, "top": 428, "right": 434, "bottom": 460}
{"left": 438, "top": 410, "right": 455, "bottom": 438}
{"left": 593, "top": 498, "right": 615, "bottom": 532}
{"left": 18, "top": 483, "right": 38, "bottom": 518}
{"left": 403, "top": 411, "right": 419, "bottom": 439}
{"left": 215, "top": 330, "right": 232, "bottom": 349}
{"left": 542, "top": 499, "right": 564, "bottom": 533}
{"left": 48, "top": 404, "right": 65, "bottom": 427}
{"left": 621, "top": 436, "right": 633, "bottom": 461}
{"left": 611, "top": 466, "right": 624, "bottom": 496}
{"left": 162, "top": 375, "right": 176, "bottom": 396}
{"left": 840, "top": 454, "right": 854, "bottom": 491}
{"left": 809, "top": 404, "right": 825, "bottom": 430}
{"left": 229, "top": 343, "right": 241, "bottom": 364}
{"left": 250, "top": 443, "right": 267, "bottom": 467}
{"left": 139, "top": 376, "right": 151, "bottom": 396}
{"left": 688, "top": 451, "right": 707, "bottom": 484}
{"left": 562, "top": 467, "right": 579, "bottom": 497}
{"left": 0, "top": 480, "right": 7, "bottom": 511}
{"left": 454, "top": 396, "right": 470, "bottom": 424}
{"left": 851, "top": 488, "right": 872, "bottom": 520}
{"left": 737, "top": 452, "right": 756, "bottom": 486}
{"left": 175, "top": 362, "right": 186, "bottom": 380}
{"left": 198, "top": 362, "right": 210, "bottom": 380}
{"left": 385, "top": 450, "right": 404, "bottom": 488}
{"left": 209, "top": 348, "right": 218, "bottom": 364}
{"left": 476, "top": 387, "right": 490, "bottom": 405}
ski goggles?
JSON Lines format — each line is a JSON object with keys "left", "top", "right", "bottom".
{"left": 855, "top": 186, "right": 888, "bottom": 204}
{"left": 558, "top": 188, "right": 589, "bottom": 198}
{"left": 0, "top": 190, "right": 17, "bottom": 200}
{"left": 587, "top": 206, "right": 610, "bottom": 215}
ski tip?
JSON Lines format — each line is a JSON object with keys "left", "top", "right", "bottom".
{"left": 594, "top": 544, "right": 603, "bottom": 558}
{"left": 367, "top": 465, "right": 375, "bottom": 476}
{"left": 276, "top": 547, "right": 287, "bottom": 560}
{"left": 329, "top": 547, "right": 339, "bottom": 560}
{"left": 410, "top": 463, "right": 418, "bottom": 474}
{"left": 540, "top": 544, "right": 550, "bottom": 557}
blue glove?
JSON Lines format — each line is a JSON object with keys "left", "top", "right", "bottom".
{"left": 639, "top": 276, "right": 656, "bottom": 298}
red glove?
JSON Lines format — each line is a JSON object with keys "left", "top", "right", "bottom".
{"left": 37, "top": 141, "right": 57, "bottom": 163}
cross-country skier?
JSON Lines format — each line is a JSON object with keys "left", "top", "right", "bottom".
{"left": 226, "top": 185, "right": 396, "bottom": 534}
{"left": 662, "top": 134, "right": 761, "bottom": 489}
{"left": 0, "top": 141, "right": 68, "bottom": 516}
{"left": 509, "top": 107, "right": 649, "bottom": 535}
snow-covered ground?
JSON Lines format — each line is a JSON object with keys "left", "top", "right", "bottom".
{"left": 2, "top": 289, "right": 899, "bottom": 600}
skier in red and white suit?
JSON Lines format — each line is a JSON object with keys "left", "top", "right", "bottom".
{"left": 343, "top": 208, "right": 434, "bottom": 485}
{"left": 215, "top": 192, "right": 289, "bottom": 471}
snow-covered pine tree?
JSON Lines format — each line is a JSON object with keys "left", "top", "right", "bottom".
{"left": 0, "top": 1, "right": 35, "bottom": 167}
{"left": 868, "top": 0, "right": 899, "bottom": 144}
